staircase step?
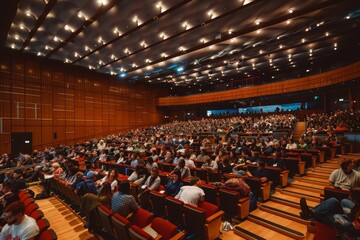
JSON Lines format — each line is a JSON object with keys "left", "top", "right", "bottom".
{"left": 259, "top": 201, "right": 310, "bottom": 225}
{"left": 271, "top": 192, "right": 318, "bottom": 209}
{"left": 306, "top": 171, "right": 330, "bottom": 179}
{"left": 293, "top": 176, "right": 329, "bottom": 186}
{"left": 235, "top": 220, "right": 293, "bottom": 240}
{"left": 248, "top": 212, "right": 306, "bottom": 240}
{"left": 311, "top": 167, "right": 333, "bottom": 174}
{"left": 290, "top": 180, "right": 324, "bottom": 193}
{"left": 276, "top": 187, "right": 321, "bottom": 202}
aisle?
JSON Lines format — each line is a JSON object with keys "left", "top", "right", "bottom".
{"left": 29, "top": 185, "right": 97, "bottom": 240}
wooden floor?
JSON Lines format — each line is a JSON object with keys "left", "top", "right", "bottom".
{"left": 30, "top": 185, "right": 96, "bottom": 240}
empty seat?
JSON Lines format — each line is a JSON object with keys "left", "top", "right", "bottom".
{"left": 36, "top": 218, "right": 50, "bottom": 234}
{"left": 23, "top": 198, "right": 35, "bottom": 208}
{"left": 97, "top": 205, "right": 115, "bottom": 237}
{"left": 37, "top": 229, "right": 57, "bottom": 240}
{"left": 208, "top": 170, "right": 221, "bottom": 183}
{"left": 30, "top": 209, "right": 44, "bottom": 221}
{"left": 111, "top": 213, "right": 130, "bottom": 240}
{"left": 164, "top": 196, "right": 184, "bottom": 227}
{"left": 219, "top": 188, "right": 250, "bottom": 221}
{"left": 151, "top": 217, "right": 183, "bottom": 240}
{"left": 183, "top": 202, "right": 224, "bottom": 240}
{"left": 201, "top": 184, "right": 218, "bottom": 205}
{"left": 149, "top": 190, "right": 166, "bottom": 217}
{"left": 129, "top": 208, "right": 153, "bottom": 228}
{"left": 128, "top": 225, "right": 152, "bottom": 240}
{"left": 25, "top": 203, "right": 39, "bottom": 216}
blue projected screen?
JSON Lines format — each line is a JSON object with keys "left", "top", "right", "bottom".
{"left": 207, "top": 102, "right": 306, "bottom": 116}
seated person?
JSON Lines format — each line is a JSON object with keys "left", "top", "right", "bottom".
{"left": 97, "top": 168, "right": 118, "bottom": 191}
{"left": 164, "top": 170, "right": 183, "bottom": 197}
{"left": 143, "top": 167, "right": 161, "bottom": 191}
{"left": 175, "top": 177, "right": 205, "bottom": 207}
{"left": 267, "top": 152, "right": 285, "bottom": 170}
{"left": 171, "top": 158, "right": 191, "bottom": 179}
{"left": 128, "top": 165, "right": 148, "bottom": 185}
{"left": 249, "top": 161, "right": 268, "bottom": 183}
{"left": 112, "top": 180, "right": 139, "bottom": 217}
{"left": 0, "top": 201, "right": 39, "bottom": 239}
{"left": 201, "top": 156, "right": 218, "bottom": 171}
{"left": 300, "top": 187, "right": 360, "bottom": 238}
{"left": 329, "top": 159, "right": 360, "bottom": 191}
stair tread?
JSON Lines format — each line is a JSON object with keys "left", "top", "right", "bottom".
{"left": 296, "top": 176, "right": 329, "bottom": 183}
{"left": 250, "top": 210, "right": 307, "bottom": 234}
{"left": 261, "top": 201, "right": 304, "bottom": 217}
{"left": 235, "top": 220, "right": 296, "bottom": 240}
{"left": 271, "top": 192, "right": 318, "bottom": 208}
{"left": 281, "top": 187, "right": 321, "bottom": 198}
{"left": 290, "top": 180, "right": 325, "bottom": 191}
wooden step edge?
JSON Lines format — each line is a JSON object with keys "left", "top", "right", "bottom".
{"left": 248, "top": 214, "right": 305, "bottom": 240}
{"left": 234, "top": 226, "right": 267, "bottom": 240}
{"left": 310, "top": 168, "right": 333, "bottom": 174}
{"left": 289, "top": 183, "right": 324, "bottom": 193}
{"left": 293, "top": 177, "right": 329, "bottom": 186}
{"left": 305, "top": 173, "right": 330, "bottom": 179}
{"left": 271, "top": 196, "right": 301, "bottom": 209}
{"left": 278, "top": 189, "right": 321, "bottom": 203}
{"left": 259, "top": 204, "right": 310, "bottom": 225}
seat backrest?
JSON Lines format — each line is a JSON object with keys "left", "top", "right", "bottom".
{"left": 23, "top": 198, "right": 35, "bottom": 207}
{"left": 198, "top": 201, "right": 219, "bottom": 218}
{"left": 128, "top": 225, "right": 153, "bottom": 240}
{"left": 219, "top": 188, "right": 240, "bottom": 220}
{"left": 97, "top": 205, "right": 115, "bottom": 237}
{"left": 30, "top": 209, "right": 44, "bottom": 221}
{"left": 37, "top": 229, "right": 57, "bottom": 240}
{"left": 208, "top": 170, "right": 221, "bottom": 183}
{"left": 151, "top": 217, "right": 178, "bottom": 240}
{"left": 194, "top": 168, "right": 208, "bottom": 182}
{"left": 183, "top": 204, "right": 206, "bottom": 235}
{"left": 244, "top": 177, "right": 262, "bottom": 197}
{"left": 164, "top": 196, "right": 184, "bottom": 226}
{"left": 37, "top": 218, "right": 50, "bottom": 233}
{"left": 25, "top": 203, "right": 39, "bottom": 216}
{"left": 324, "top": 187, "right": 350, "bottom": 202}
{"left": 149, "top": 190, "right": 166, "bottom": 217}
{"left": 129, "top": 208, "right": 153, "bottom": 228}
{"left": 201, "top": 184, "right": 218, "bottom": 205}
{"left": 111, "top": 213, "right": 130, "bottom": 240}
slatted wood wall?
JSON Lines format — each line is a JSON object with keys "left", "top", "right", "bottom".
{"left": 0, "top": 50, "right": 166, "bottom": 154}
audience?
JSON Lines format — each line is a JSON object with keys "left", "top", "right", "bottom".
{"left": 111, "top": 180, "right": 139, "bottom": 217}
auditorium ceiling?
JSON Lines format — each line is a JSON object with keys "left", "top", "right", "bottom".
{"left": 1, "top": 0, "right": 360, "bottom": 95}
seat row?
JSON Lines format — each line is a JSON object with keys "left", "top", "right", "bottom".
{"left": 18, "top": 190, "right": 57, "bottom": 240}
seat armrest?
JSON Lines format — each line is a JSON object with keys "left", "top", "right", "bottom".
{"left": 298, "top": 161, "right": 305, "bottom": 175}
{"left": 238, "top": 196, "right": 250, "bottom": 219}
{"left": 260, "top": 181, "right": 272, "bottom": 201}
{"left": 170, "top": 232, "right": 185, "bottom": 240}
{"left": 280, "top": 170, "right": 289, "bottom": 187}
{"left": 205, "top": 210, "right": 224, "bottom": 223}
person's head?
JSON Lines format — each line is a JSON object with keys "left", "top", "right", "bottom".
{"left": 178, "top": 158, "right": 185, "bottom": 168}
{"left": 147, "top": 157, "right": 154, "bottom": 164}
{"left": 118, "top": 180, "right": 130, "bottom": 194}
{"left": 172, "top": 169, "right": 181, "bottom": 182}
{"left": 86, "top": 171, "right": 97, "bottom": 180}
{"left": 52, "top": 162, "right": 60, "bottom": 169}
{"left": 135, "top": 164, "right": 144, "bottom": 174}
{"left": 151, "top": 166, "right": 159, "bottom": 178}
{"left": 2, "top": 182, "right": 12, "bottom": 194}
{"left": 340, "top": 158, "right": 354, "bottom": 174}
{"left": 99, "top": 181, "right": 112, "bottom": 197}
{"left": 108, "top": 169, "right": 118, "bottom": 180}
{"left": 2, "top": 193, "right": 19, "bottom": 209}
{"left": 190, "top": 176, "right": 201, "bottom": 187}
{"left": 3, "top": 201, "right": 25, "bottom": 225}
{"left": 13, "top": 169, "right": 22, "bottom": 179}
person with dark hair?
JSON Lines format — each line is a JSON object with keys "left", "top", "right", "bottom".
{"left": 145, "top": 157, "right": 158, "bottom": 171}
{"left": 10, "top": 169, "right": 27, "bottom": 194}
{"left": 171, "top": 158, "right": 191, "bottom": 179}
{"left": 329, "top": 158, "right": 360, "bottom": 190}
{"left": 128, "top": 165, "right": 147, "bottom": 185}
{"left": 175, "top": 176, "right": 205, "bottom": 207}
{"left": 111, "top": 180, "right": 139, "bottom": 217}
{"left": 0, "top": 201, "right": 39, "bottom": 239}
{"left": 76, "top": 171, "right": 98, "bottom": 196}
{"left": 143, "top": 167, "right": 160, "bottom": 191}
{"left": 97, "top": 168, "right": 118, "bottom": 191}
{"left": 164, "top": 169, "right": 183, "bottom": 197}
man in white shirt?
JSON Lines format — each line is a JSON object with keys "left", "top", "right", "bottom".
{"left": 329, "top": 158, "right": 360, "bottom": 190}
{"left": 175, "top": 177, "right": 205, "bottom": 207}
{"left": 0, "top": 201, "right": 39, "bottom": 240}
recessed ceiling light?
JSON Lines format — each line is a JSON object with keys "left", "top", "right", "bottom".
{"left": 288, "top": 8, "right": 293, "bottom": 14}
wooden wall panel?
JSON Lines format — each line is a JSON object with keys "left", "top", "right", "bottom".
{"left": 158, "top": 61, "right": 360, "bottom": 106}
{"left": 0, "top": 50, "right": 166, "bottom": 153}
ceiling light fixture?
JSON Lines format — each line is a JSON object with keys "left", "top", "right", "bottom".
{"left": 288, "top": 8, "right": 293, "bottom": 14}
{"left": 255, "top": 19, "right": 260, "bottom": 25}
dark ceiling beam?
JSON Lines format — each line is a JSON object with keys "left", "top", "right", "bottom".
{"left": 150, "top": 17, "right": 357, "bottom": 85}
{"left": 130, "top": 0, "right": 348, "bottom": 81}
{"left": 72, "top": 0, "right": 193, "bottom": 64}
{"left": 46, "top": 0, "right": 121, "bottom": 58}
{"left": 0, "top": 0, "right": 20, "bottom": 49}
{"left": 20, "top": 0, "right": 57, "bottom": 51}
{"left": 100, "top": 0, "right": 261, "bottom": 68}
